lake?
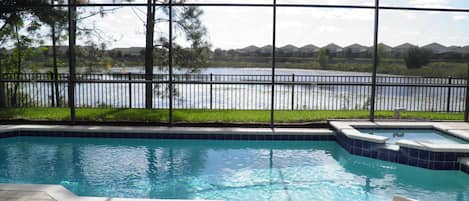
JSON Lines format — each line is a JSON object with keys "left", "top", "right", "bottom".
{"left": 11, "top": 67, "right": 467, "bottom": 112}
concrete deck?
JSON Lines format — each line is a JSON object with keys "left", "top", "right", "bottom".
{"left": 0, "top": 125, "right": 334, "bottom": 136}
{"left": 0, "top": 184, "right": 218, "bottom": 201}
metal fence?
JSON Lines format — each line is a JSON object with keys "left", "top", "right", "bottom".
{"left": 1, "top": 73, "right": 467, "bottom": 112}
{"left": 5, "top": 0, "right": 469, "bottom": 124}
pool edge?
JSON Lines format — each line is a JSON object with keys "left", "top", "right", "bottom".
{"left": 0, "top": 183, "right": 221, "bottom": 201}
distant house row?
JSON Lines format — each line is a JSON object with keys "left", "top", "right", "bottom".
{"left": 230, "top": 43, "right": 469, "bottom": 58}
{"left": 3, "top": 42, "right": 469, "bottom": 60}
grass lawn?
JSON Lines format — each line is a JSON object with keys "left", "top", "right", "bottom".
{"left": 0, "top": 108, "right": 464, "bottom": 123}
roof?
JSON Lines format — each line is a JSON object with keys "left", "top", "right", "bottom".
{"left": 324, "top": 43, "right": 343, "bottom": 53}
{"left": 279, "top": 44, "right": 299, "bottom": 52}
{"left": 237, "top": 45, "right": 259, "bottom": 53}
{"left": 393, "top": 43, "right": 417, "bottom": 50}
{"left": 299, "top": 44, "right": 319, "bottom": 53}
{"left": 344, "top": 43, "right": 368, "bottom": 53}
{"left": 422, "top": 43, "right": 448, "bottom": 54}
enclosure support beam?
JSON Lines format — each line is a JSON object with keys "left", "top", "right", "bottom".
{"left": 51, "top": 0, "right": 60, "bottom": 108}
{"left": 168, "top": 0, "right": 174, "bottom": 126}
{"left": 144, "top": 0, "right": 155, "bottom": 109}
{"left": 270, "top": 0, "right": 277, "bottom": 128}
{"left": 465, "top": 64, "right": 469, "bottom": 122}
{"left": 67, "top": 0, "right": 77, "bottom": 122}
{"left": 369, "top": 0, "right": 380, "bottom": 122}
{"left": 0, "top": 53, "right": 4, "bottom": 108}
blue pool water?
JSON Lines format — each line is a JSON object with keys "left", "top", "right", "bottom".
{"left": 358, "top": 128, "right": 468, "bottom": 144}
{"left": 0, "top": 137, "right": 468, "bottom": 201}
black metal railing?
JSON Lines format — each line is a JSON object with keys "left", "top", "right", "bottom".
{"left": 4, "top": 0, "right": 469, "bottom": 124}
{"left": 0, "top": 73, "right": 466, "bottom": 112}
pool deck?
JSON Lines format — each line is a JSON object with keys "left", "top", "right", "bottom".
{"left": 0, "top": 184, "right": 220, "bottom": 201}
{"left": 0, "top": 124, "right": 334, "bottom": 136}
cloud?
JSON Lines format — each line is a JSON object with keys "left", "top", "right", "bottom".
{"left": 407, "top": 0, "right": 451, "bottom": 8}
{"left": 317, "top": 25, "right": 342, "bottom": 32}
{"left": 453, "top": 15, "right": 468, "bottom": 21}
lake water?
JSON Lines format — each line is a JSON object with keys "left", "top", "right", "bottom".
{"left": 11, "top": 67, "right": 467, "bottom": 111}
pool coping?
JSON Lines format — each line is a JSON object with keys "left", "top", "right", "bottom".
{"left": 0, "top": 125, "right": 334, "bottom": 137}
{"left": 329, "top": 121, "right": 469, "bottom": 153}
{"left": 0, "top": 184, "right": 221, "bottom": 201}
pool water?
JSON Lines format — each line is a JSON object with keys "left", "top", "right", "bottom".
{"left": 0, "top": 137, "right": 468, "bottom": 201}
{"left": 358, "top": 128, "right": 468, "bottom": 145}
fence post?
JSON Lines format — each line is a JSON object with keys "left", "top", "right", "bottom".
{"left": 291, "top": 74, "right": 295, "bottom": 110}
{"left": 210, "top": 73, "right": 213, "bottom": 110}
{"left": 128, "top": 73, "right": 132, "bottom": 108}
{"left": 50, "top": 72, "right": 55, "bottom": 107}
{"left": 447, "top": 76, "right": 452, "bottom": 112}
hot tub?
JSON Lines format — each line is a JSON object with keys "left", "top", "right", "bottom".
{"left": 357, "top": 128, "right": 468, "bottom": 145}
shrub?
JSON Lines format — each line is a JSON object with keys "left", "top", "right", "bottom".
{"left": 404, "top": 47, "right": 431, "bottom": 69}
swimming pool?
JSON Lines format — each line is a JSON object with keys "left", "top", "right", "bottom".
{"left": 0, "top": 136, "right": 468, "bottom": 201}
{"left": 358, "top": 128, "right": 468, "bottom": 144}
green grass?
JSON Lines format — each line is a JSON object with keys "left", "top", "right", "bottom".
{"left": 0, "top": 108, "right": 463, "bottom": 123}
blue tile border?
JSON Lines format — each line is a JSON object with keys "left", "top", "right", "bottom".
{"left": 0, "top": 130, "right": 336, "bottom": 141}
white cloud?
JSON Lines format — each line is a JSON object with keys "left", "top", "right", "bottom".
{"left": 404, "top": 13, "right": 417, "bottom": 20}
{"left": 407, "top": 0, "right": 450, "bottom": 8}
{"left": 453, "top": 15, "right": 468, "bottom": 21}
{"left": 317, "top": 25, "right": 342, "bottom": 32}
{"left": 67, "top": 0, "right": 469, "bottom": 49}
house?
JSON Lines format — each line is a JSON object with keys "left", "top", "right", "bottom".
{"left": 392, "top": 43, "right": 417, "bottom": 57}
{"left": 421, "top": 43, "right": 449, "bottom": 55}
{"left": 112, "top": 47, "right": 144, "bottom": 57}
{"left": 323, "top": 43, "right": 343, "bottom": 56}
{"left": 298, "top": 44, "right": 319, "bottom": 55}
{"left": 236, "top": 45, "right": 259, "bottom": 54}
{"left": 278, "top": 44, "right": 299, "bottom": 56}
{"left": 42, "top": 45, "right": 69, "bottom": 56}
{"left": 259, "top": 45, "right": 272, "bottom": 56}
{"left": 461, "top": 45, "right": 469, "bottom": 54}
{"left": 377, "top": 43, "right": 393, "bottom": 52}
{"left": 344, "top": 43, "right": 369, "bottom": 57}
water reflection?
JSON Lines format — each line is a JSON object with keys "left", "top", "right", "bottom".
{"left": 0, "top": 137, "right": 468, "bottom": 201}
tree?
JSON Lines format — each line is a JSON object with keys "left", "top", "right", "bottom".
{"left": 1, "top": 0, "right": 67, "bottom": 107}
{"left": 404, "top": 47, "right": 431, "bottom": 69}
{"left": 376, "top": 43, "right": 390, "bottom": 67}
{"left": 318, "top": 48, "right": 329, "bottom": 69}
{"left": 143, "top": 0, "right": 211, "bottom": 108}
{"left": 44, "top": 0, "right": 68, "bottom": 107}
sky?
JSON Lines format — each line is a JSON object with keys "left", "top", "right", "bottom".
{"left": 71, "top": 0, "right": 469, "bottom": 49}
